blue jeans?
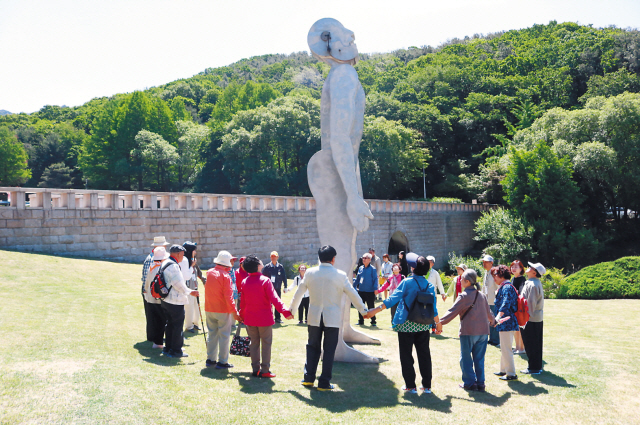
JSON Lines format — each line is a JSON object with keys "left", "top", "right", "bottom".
{"left": 460, "top": 334, "right": 488, "bottom": 387}
{"left": 489, "top": 305, "right": 500, "bottom": 345}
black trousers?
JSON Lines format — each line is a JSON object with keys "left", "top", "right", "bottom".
{"left": 521, "top": 321, "right": 544, "bottom": 371}
{"left": 357, "top": 291, "right": 376, "bottom": 324}
{"left": 147, "top": 302, "right": 166, "bottom": 346}
{"left": 398, "top": 330, "right": 432, "bottom": 389}
{"left": 298, "top": 297, "right": 309, "bottom": 322}
{"left": 161, "top": 301, "right": 185, "bottom": 355}
{"left": 143, "top": 295, "right": 153, "bottom": 341}
{"left": 304, "top": 316, "right": 339, "bottom": 389}
{"left": 273, "top": 285, "right": 282, "bottom": 321}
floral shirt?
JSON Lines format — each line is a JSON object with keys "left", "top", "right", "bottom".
{"left": 495, "top": 282, "right": 520, "bottom": 332}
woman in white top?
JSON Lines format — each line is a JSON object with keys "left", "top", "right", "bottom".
{"left": 291, "top": 264, "right": 310, "bottom": 324}
{"left": 181, "top": 242, "right": 199, "bottom": 333}
{"left": 380, "top": 254, "right": 393, "bottom": 299}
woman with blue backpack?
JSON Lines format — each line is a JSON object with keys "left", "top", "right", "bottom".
{"left": 365, "top": 253, "right": 442, "bottom": 394}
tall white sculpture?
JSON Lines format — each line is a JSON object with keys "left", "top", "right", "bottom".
{"left": 307, "top": 18, "right": 379, "bottom": 363}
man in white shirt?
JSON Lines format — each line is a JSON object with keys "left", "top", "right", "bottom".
{"left": 481, "top": 254, "right": 499, "bottom": 346}
{"left": 161, "top": 245, "right": 200, "bottom": 358}
{"left": 290, "top": 245, "right": 369, "bottom": 391}
{"left": 427, "top": 256, "right": 447, "bottom": 301}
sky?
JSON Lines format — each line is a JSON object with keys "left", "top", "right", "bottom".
{"left": 1, "top": 0, "right": 639, "bottom": 114}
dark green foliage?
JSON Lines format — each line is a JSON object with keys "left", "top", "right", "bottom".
{"left": 559, "top": 256, "right": 640, "bottom": 299}
{"left": 38, "top": 162, "right": 73, "bottom": 188}
{"left": 503, "top": 142, "right": 599, "bottom": 268}
{"left": 1, "top": 21, "right": 639, "bottom": 206}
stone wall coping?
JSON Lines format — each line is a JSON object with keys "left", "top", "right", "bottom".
{"left": 0, "top": 187, "right": 493, "bottom": 213}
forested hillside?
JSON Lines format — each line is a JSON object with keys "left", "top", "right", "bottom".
{"left": 2, "top": 21, "right": 640, "bottom": 269}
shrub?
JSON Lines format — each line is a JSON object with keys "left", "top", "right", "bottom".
{"left": 447, "top": 252, "right": 484, "bottom": 277}
{"left": 559, "top": 256, "right": 640, "bottom": 299}
{"left": 541, "top": 267, "right": 567, "bottom": 299}
{"left": 474, "top": 207, "right": 536, "bottom": 265}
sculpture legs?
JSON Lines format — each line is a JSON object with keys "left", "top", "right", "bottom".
{"left": 308, "top": 151, "right": 379, "bottom": 363}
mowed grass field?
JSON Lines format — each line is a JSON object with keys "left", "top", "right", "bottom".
{"left": 1, "top": 250, "right": 639, "bottom": 424}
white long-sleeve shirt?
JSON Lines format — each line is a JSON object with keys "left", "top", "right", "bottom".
{"left": 427, "top": 268, "right": 446, "bottom": 295}
{"left": 162, "top": 258, "right": 195, "bottom": 305}
{"left": 482, "top": 270, "right": 497, "bottom": 306}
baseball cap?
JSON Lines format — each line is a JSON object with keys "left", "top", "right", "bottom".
{"left": 528, "top": 262, "right": 546, "bottom": 276}
{"left": 482, "top": 254, "right": 494, "bottom": 262}
{"left": 406, "top": 252, "right": 419, "bottom": 269}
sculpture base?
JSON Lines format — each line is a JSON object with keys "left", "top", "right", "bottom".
{"left": 333, "top": 339, "right": 380, "bottom": 364}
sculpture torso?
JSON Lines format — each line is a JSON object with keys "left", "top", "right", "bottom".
{"left": 320, "top": 64, "right": 366, "bottom": 154}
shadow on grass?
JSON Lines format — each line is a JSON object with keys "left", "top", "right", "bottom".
{"left": 134, "top": 341, "right": 199, "bottom": 367}
{"left": 532, "top": 371, "right": 576, "bottom": 388}
{"left": 463, "top": 390, "right": 511, "bottom": 406}
{"left": 506, "top": 380, "right": 549, "bottom": 396}
{"left": 398, "top": 392, "right": 453, "bottom": 413}
{"left": 287, "top": 363, "right": 401, "bottom": 413}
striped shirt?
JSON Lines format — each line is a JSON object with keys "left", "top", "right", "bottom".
{"left": 141, "top": 253, "right": 153, "bottom": 294}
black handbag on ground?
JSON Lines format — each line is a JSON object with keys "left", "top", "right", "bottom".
{"left": 405, "top": 277, "right": 436, "bottom": 325}
{"left": 229, "top": 325, "right": 251, "bottom": 357}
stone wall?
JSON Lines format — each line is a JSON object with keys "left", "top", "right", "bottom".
{"left": 0, "top": 187, "right": 490, "bottom": 271}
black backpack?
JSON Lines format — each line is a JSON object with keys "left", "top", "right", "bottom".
{"left": 404, "top": 277, "right": 436, "bottom": 325}
{"left": 150, "top": 260, "right": 176, "bottom": 300}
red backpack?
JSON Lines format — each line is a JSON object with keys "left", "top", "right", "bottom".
{"left": 507, "top": 283, "right": 529, "bottom": 327}
{"left": 150, "top": 261, "right": 174, "bottom": 300}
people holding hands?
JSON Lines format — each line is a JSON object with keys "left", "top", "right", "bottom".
{"left": 439, "top": 269, "right": 497, "bottom": 391}
{"left": 239, "top": 255, "right": 293, "bottom": 378}
{"left": 365, "top": 255, "right": 441, "bottom": 394}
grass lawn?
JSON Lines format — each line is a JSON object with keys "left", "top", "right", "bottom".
{"left": 1, "top": 250, "right": 639, "bottom": 424}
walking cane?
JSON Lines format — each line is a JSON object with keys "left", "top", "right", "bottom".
{"left": 196, "top": 296, "right": 207, "bottom": 345}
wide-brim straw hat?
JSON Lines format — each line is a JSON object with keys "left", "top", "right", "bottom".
{"left": 152, "top": 236, "right": 170, "bottom": 246}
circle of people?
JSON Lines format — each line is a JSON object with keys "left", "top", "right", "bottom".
{"left": 141, "top": 236, "right": 545, "bottom": 393}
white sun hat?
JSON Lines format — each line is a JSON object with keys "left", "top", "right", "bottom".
{"left": 214, "top": 250, "right": 237, "bottom": 268}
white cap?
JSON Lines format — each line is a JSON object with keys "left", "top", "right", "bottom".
{"left": 456, "top": 264, "right": 467, "bottom": 270}
{"left": 482, "top": 254, "right": 494, "bottom": 262}
{"left": 426, "top": 256, "right": 435, "bottom": 262}
{"left": 528, "top": 262, "right": 546, "bottom": 276}
{"left": 214, "top": 250, "right": 236, "bottom": 267}
{"left": 153, "top": 246, "right": 170, "bottom": 261}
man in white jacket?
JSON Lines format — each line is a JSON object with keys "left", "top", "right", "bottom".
{"left": 290, "top": 245, "right": 369, "bottom": 391}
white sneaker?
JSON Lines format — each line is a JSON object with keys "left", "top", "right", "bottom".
{"left": 419, "top": 386, "right": 432, "bottom": 394}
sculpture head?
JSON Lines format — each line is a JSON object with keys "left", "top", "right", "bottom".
{"left": 308, "top": 18, "right": 358, "bottom": 65}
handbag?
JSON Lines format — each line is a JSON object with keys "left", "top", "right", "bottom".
{"left": 405, "top": 277, "right": 436, "bottom": 325}
{"left": 229, "top": 325, "right": 251, "bottom": 357}
{"left": 460, "top": 291, "right": 480, "bottom": 320}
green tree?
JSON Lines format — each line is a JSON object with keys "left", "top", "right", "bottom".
{"left": 218, "top": 95, "right": 320, "bottom": 195}
{"left": 474, "top": 206, "right": 536, "bottom": 264}
{"left": 503, "top": 142, "right": 598, "bottom": 267}
{"left": 359, "top": 116, "right": 429, "bottom": 199}
{"left": 175, "top": 121, "right": 210, "bottom": 191}
{"left": 0, "top": 127, "right": 31, "bottom": 186}
{"left": 131, "top": 130, "right": 178, "bottom": 191}
{"left": 79, "top": 92, "right": 178, "bottom": 190}
{"left": 37, "top": 162, "right": 73, "bottom": 188}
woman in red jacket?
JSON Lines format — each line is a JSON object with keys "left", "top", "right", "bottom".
{"left": 239, "top": 255, "right": 293, "bottom": 378}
